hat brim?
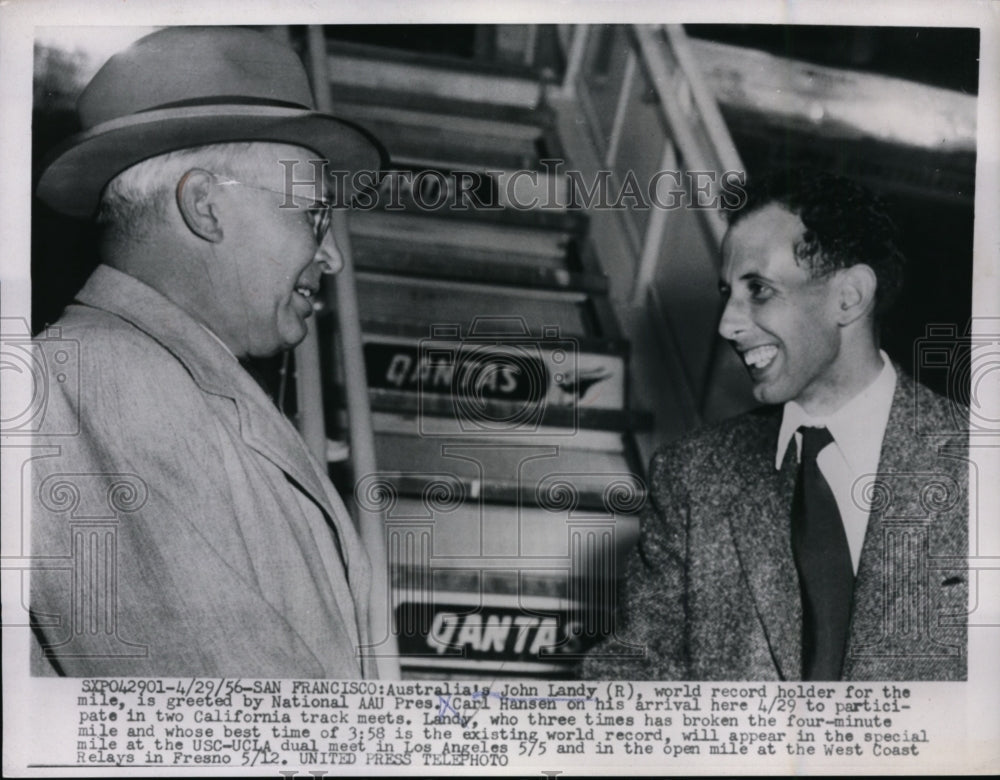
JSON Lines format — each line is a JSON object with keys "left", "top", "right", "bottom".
{"left": 36, "top": 104, "right": 387, "bottom": 218}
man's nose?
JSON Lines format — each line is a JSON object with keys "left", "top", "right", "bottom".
{"left": 717, "top": 296, "right": 747, "bottom": 341}
{"left": 315, "top": 229, "right": 344, "bottom": 275}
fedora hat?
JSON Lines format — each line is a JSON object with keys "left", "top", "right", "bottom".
{"left": 36, "top": 26, "right": 386, "bottom": 218}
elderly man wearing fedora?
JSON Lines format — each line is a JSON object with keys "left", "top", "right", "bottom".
{"left": 30, "top": 27, "right": 383, "bottom": 677}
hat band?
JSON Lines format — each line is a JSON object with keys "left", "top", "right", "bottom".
{"left": 136, "top": 95, "right": 313, "bottom": 114}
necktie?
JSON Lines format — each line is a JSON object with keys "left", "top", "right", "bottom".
{"left": 791, "top": 426, "right": 854, "bottom": 680}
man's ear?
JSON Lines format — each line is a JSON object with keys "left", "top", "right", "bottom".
{"left": 176, "top": 169, "right": 224, "bottom": 242}
{"left": 835, "top": 263, "right": 878, "bottom": 325}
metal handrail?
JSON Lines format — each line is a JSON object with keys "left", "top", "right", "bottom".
{"left": 632, "top": 24, "right": 744, "bottom": 247}
{"left": 305, "top": 25, "right": 399, "bottom": 679}
{"left": 555, "top": 24, "right": 747, "bottom": 433}
{"left": 631, "top": 25, "right": 746, "bottom": 419}
{"left": 663, "top": 26, "right": 744, "bottom": 177}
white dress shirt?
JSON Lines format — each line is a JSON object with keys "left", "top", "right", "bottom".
{"left": 775, "top": 352, "right": 897, "bottom": 573}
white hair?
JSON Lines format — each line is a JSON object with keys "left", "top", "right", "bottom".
{"left": 96, "top": 141, "right": 320, "bottom": 239}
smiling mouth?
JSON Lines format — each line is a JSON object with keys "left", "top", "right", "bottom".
{"left": 741, "top": 345, "right": 778, "bottom": 371}
{"left": 293, "top": 285, "right": 321, "bottom": 316}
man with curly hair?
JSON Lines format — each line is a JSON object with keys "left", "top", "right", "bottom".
{"left": 583, "top": 170, "right": 968, "bottom": 681}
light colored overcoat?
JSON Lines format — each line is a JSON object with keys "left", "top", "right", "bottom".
{"left": 31, "top": 264, "right": 374, "bottom": 678}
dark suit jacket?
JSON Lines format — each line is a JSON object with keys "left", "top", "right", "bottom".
{"left": 583, "top": 369, "right": 968, "bottom": 680}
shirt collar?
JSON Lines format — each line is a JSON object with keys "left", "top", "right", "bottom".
{"left": 775, "top": 351, "right": 897, "bottom": 470}
{"left": 196, "top": 321, "right": 237, "bottom": 361}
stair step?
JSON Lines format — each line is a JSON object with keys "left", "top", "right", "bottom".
{"left": 351, "top": 235, "right": 604, "bottom": 292}
{"left": 324, "top": 35, "right": 553, "bottom": 83}
{"left": 349, "top": 209, "right": 586, "bottom": 258}
{"left": 354, "top": 273, "right": 603, "bottom": 339}
{"left": 327, "top": 46, "right": 543, "bottom": 109}
{"left": 380, "top": 498, "right": 639, "bottom": 579}
{"left": 342, "top": 113, "right": 553, "bottom": 171}
{"left": 362, "top": 405, "right": 652, "bottom": 445}
{"left": 330, "top": 81, "right": 552, "bottom": 128}
{"left": 330, "top": 99, "right": 553, "bottom": 147}
{"left": 358, "top": 320, "right": 626, "bottom": 351}
{"left": 370, "top": 431, "right": 645, "bottom": 509}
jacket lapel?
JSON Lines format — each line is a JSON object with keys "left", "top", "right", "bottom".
{"left": 213, "top": 355, "right": 374, "bottom": 661}
{"left": 78, "top": 267, "right": 336, "bottom": 512}
{"left": 75, "top": 266, "right": 376, "bottom": 673}
{"left": 724, "top": 416, "right": 803, "bottom": 680}
{"left": 843, "top": 371, "right": 927, "bottom": 674}
{"left": 74, "top": 266, "right": 368, "bottom": 594}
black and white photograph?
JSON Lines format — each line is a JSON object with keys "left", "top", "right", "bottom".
{"left": 3, "top": 0, "right": 998, "bottom": 775}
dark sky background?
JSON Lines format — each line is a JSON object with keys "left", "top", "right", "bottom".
{"left": 686, "top": 25, "right": 979, "bottom": 94}
{"left": 324, "top": 24, "right": 981, "bottom": 95}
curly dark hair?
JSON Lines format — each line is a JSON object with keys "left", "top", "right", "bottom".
{"left": 728, "top": 169, "right": 906, "bottom": 317}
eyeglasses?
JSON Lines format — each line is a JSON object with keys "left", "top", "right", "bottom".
{"left": 210, "top": 175, "right": 333, "bottom": 244}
